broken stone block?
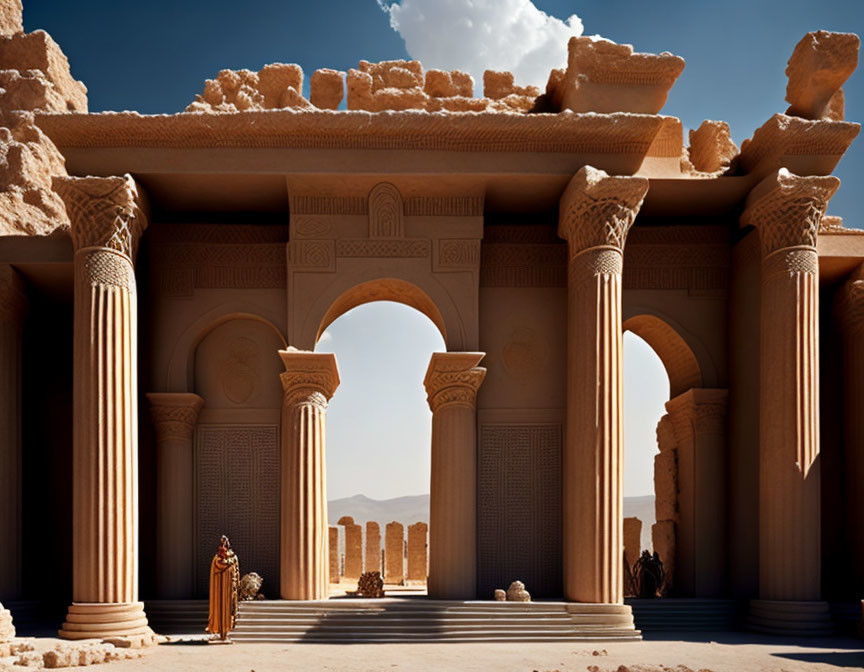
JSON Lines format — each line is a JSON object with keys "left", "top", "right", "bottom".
{"left": 425, "top": 69, "right": 456, "bottom": 98}
{"left": 0, "top": 0, "right": 22, "bottom": 38}
{"left": 785, "top": 31, "right": 859, "bottom": 121}
{"left": 346, "top": 68, "right": 373, "bottom": 110}
{"left": 186, "top": 64, "right": 311, "bottom": 112}
{"left": 652, "top": 520, "right": 676, "bottom": 594}
{"left": 506, "top": 580, "right": 531, "bottom": 602}
{"left": 310, "top": 68, "right": 344, "bottom": 110}
{"left": 359, "top": 59, "right": 422, "bottom": 92}
{"left": 688, "top": 120, "right": 739, "bottom": 174}
{"left": 257, "top": 63, "right": 303, "bottom": 108}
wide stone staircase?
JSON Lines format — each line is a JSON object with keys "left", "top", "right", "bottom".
{"left": 229, "top": 599, "right": 641, "bottom": 643}
{"left": 626, "top": 598, "right": 742, "bottom": 632}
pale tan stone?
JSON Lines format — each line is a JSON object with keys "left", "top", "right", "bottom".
{"left": 549, "top": 36, "right": 684, "bottom": 114}
{"left": 187, "top": 64, "right": 311, "bottom": 112}
{"left": 687, "top": 120, "right": 738, "bottom": 174}
{"left": 0, "top": 603, "right": 14, "bottom": 642}
{"left": 506, "top": 580, "right": 531, "bottom": 602}
{"left": 328, "top": 526, "right": 340, "bottom": 582}
{"left": 310, "top": 68, "right": 344, "bottom": 110}
{"left": 406, "top": 521, "right": 428, "bottom": 581}
{"left": 0, "top": 0, "right": 22, "bottom": 38}
{"left": 359, "top": 59, "right": 423, "bottom": 91}
{"left": 494, "top": 589, "right": 506, "bottom": 601}
{"left": 623, "top": 517, "right": 642, "bottom": 570}
{"left": 0, "top": 30, "right": 87, "bottom": 111}
{"left": 365, "top": 521, "right": 381, "bottom": 574}
{"left": 343, "top": 520, "right": 363, "bottom": 580}
{"left": 654, "top": 417, "right": 678, "bottom": 524}
{"left": 785, "top": 31, "right": 859, "bottom": 120}
{"left": 384, "top": 521, "right": 404, "bottom": 585}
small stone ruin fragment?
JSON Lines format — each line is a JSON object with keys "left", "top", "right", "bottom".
{"left": 506, "top": 580, "right": 531, "bottom": 602}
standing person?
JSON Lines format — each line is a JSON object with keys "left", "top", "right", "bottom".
{"left": 207, "top": 535, "right": 240, "bottom": 642}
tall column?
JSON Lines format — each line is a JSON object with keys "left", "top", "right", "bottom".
{"left": 741, "top": 168, "right": 838, "bottom": 634}
{"left": 54, "top": 175, "right": 151, "bottom": 640}
{"left": 558, "top": 166, "right": 648, "bottom": 604}
{"left": 279, "top": 348, "right": 339, "bottom": 600}
{"left": 838, "top": 264, "right": 864, "bottom": 595}
{"left": 145, "top": 393, "right": 204, "bottom": 598}
{"left": 0, "top": 266, "right": 26, "bottom": 601}
{"left": 424, "top": 352, "right": 485, "bottom": 600}
{"left": 665, "top": 389, "right": 728, "bottom": 597}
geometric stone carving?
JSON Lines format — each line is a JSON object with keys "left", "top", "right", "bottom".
{"left": 785, "top": 31, "right": 859, "bottom": 121}
{"left": 368, "top": 183, "right": 404, "bottom": 239}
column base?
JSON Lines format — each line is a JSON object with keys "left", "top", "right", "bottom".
{"left": 748, "top": 599, "right": 833, "bottom": 637}
{"left": 59, "top": 602, "right": 153, "bottom": 641}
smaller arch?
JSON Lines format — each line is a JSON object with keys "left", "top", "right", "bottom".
{"left": 623, "top": 314, "right": 702, "bottom": 398}
{"left": 316, "top": 278, "right": 447, "bottom": 345}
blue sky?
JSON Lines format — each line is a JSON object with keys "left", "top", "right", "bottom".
{"left": 24, "top": 1, "right": 862, "bottom": 499}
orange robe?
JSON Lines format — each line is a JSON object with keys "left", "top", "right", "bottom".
{"left": 206, "top": 553, "right": 239, "bottom": 638}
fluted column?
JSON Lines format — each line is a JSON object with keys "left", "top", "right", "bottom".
{"left": 665, "top": 389, "right": 728, "bottom": 597}
{"left": 424, "top": 352, "right": 485, "bottom": 600}
{"left": 0, "top": 266, "right": 26, "bottom": 601}
{"left": 279, "top": 348, "right": 339, "bottom": 600}
{"left": 146, "top": 393, "right": 204, "bottom": 598}
{"left": 741, "top": 168, "right": 838, "bottom": 634}
{"left": 559, "top": 166, "right": 648, "bottom": 604}
{"left": 55, "top": 175, "right": 151, "bottom": 640}
{"left": 838, "top": 264, "right": 864, "bottom": 595}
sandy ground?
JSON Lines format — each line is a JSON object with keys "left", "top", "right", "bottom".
{"left": 49, "top": 633, "right": 863, "bottom": 672}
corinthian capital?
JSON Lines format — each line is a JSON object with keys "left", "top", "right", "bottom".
{"left": 558, "top": 166, "right": 649, "bottom": 254}
{"left": 53, "top": 174, "right": 148, "bottom": 259}
{"left": 740, "top": 168, "right": 839, "bottom": 256}
{"left": 279, "top": 348, "right": 340, "bottom": 409}
{"left": 146, "top": 393, "right": 205, "bottom": 443}
{"left": 423, "top": 352, "right": 486, "bottom": 413}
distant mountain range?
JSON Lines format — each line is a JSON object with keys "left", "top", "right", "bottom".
{"left": 329, "top": 493, "right": 656, "bottom": 551}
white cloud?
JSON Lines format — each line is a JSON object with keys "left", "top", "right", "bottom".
{"left": 378, "top": 0, "right": 584, "bottom": 91}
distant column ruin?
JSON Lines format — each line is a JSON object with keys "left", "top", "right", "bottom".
{"left": 384, "top": 521, "right": 404, "bottom": 585}
{"left": 407, "top": 522, "right": 428, "bottom": 582}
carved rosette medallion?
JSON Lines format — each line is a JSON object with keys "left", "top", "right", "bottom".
{"left": 740, "top": 168, "right": 840, "bottom": 259}
{"left": 279, "top": 349, "right": 340, "bottom": 409}
{"left": 558, "top": 166, "right": 649, "bottom": 260}
{"left": 423, "top": 352, "right": 486, "bottom": 413}
{"left": 146, "top": 393, "right": 205, "bottom": 443}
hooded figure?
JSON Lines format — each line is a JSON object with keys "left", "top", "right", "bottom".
{"left": 207, "top": 535, "right": 240, "bottom": 641}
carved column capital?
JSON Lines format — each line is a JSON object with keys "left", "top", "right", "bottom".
{"left": 53, "top": 175, "right": 148, "bottom": 260}
{"left": 558, "top": 166, "right": 649, "bottom": 256}
{"left": 0, "top": 265, "right": 26, "bottom": 319}
{"left": 837, "top": 263, "right": 864, "bottom": 335}
{"left": 665, "top": 388, "right": 729, "bottom": 440}
{"left": 740, "top": 168, "right": 839, "bottom": 257}
{"left": 146, "top": 393, "right": 204, "bottom": 443}
{"left": 423, "top": 352, "right": 486, "bottom": 413}
{"left": 279, "top": 348, "right": 340, "bottom": 409}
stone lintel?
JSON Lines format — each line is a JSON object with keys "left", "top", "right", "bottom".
{"left": 145, "top": 393, "right": 205, "bottom": 443}
{"left": 279, "top": 348, "right": 340, "bottom": 407}
{"left": 53, "top": 174, "right": 148, "bottom": 258}
{"left": 558, "top": 166, "right": 649, "bottom": 254}
{"left": 740, "top": 168, "right": 839, "bottom": 256}
{"left": 423, "top": 351, "right": 486, "bottom": 413}
{"left": 739, "top": 113, "right": 860, "bottom": 178}
{"left": 785, "top": 31, "right": 859, "bottom": 121}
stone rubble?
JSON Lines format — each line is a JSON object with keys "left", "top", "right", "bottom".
{"left": 505, "top": 580, "right": 531, "bottom": 602}
{"left": 785, "top": 30, "right": 859, "bottom": 121}
{"left": 686, "top": 120, "right": 738, "bottom": 175}
{"left": 186, "top": 64, "right": 312, "bottom": 112}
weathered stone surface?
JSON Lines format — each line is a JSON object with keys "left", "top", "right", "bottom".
{"left": 506, "top": 580, "right": 531, "bottom": 602}
{"left": 424, "top": 69, "right": 473, "bottom": 98}
{"left": 0, "top": 0, "right": 22, "bottom": 38}
{"left": 359, "top": 59, "right": 423, "bottom": 91}
{"left": 549, "top": 36, "right": 684, "bottom": 114}
{"left": 687, "top": 120, "right": 738, "bottom": 174}
{"left": 384, "top": 521, "right": 404, "bottom": 585}
{"left": 0, "top": 111, "right": 69, "bottom": 236}
{"left": 328, "top": 526, "right": 340, "bottom": 582}
{"left": 310, "top": 68, "right": 344, "bottom": 110}
{"left": 406, "top": 521, "right": 428, "bottom": 581}
{"left": 343, "top": 520, "right": 362, "bottom": 580}
{"left": 654, "top": 415, "right": 679, "bottom": 524}
{"left": 482, "top": 70, "right": 539, "bottom": 111}
{"left": 187, "top": 64, "right": 311, "bottom": 112}
{"left": 0, "top": 30, "right": 87, "bottom": 112}
{"left": 365, "top": 521, "right": 381, "bottom": 574}
{"left": 0, "top": 603, "right": 14, "bottom": 642}
{"left": 652, "top": 520, "right": 676, "bottom": 593}
{"left": 623, "top": 517, "right": 642, "bottom": 570}
{"left": 786, "top": 31, "right": 859, "bottom": 120}
{"left": 357, "top": 571, "right": 384, "bottom": 598}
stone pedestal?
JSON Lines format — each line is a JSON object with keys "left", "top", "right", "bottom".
{"left": 740, "top": 169, "right": 838, "bottom": 633}
{"left": 279, "top": 349, "right": 339, "bottom": 600}
{"left": 0, "top": 267, "right": 26, "bottom": 601}
{"left": 54, "top": 175, "right": 151, "bottom": 640}
{"left": 424, "top": 352, "right": 486, "bottom": 600}
{"left": 558, "top": 166, "right": 648, "bottom": 604}
{"left": 146, "top": 393, "right": 204, "bottom": 599}
{"left": 665, "top": 389, "right": 728, "bottom": 597}
{"left": 838, "top": 264, "right": 864, "bottom": 595}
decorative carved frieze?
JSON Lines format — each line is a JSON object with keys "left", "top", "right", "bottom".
{"left": 288, "top": 239, "right": 336, "bottom": 272}
{"left": 146, "top": 393, "right": 205, "bottom": 443}
{"left": 336, "top": 239, "right": 429, "bottom": 258}
{"left": 423, "top": 352, "right": 486, "bottom": 413}
{"left": 435, "top": 239, "right": 480, "bottom": 272}
{"left": 404, "top": 196, "right": 484, "bottom": 218}
{"left": 278, "top": 349, "right": 340, "bottom": 409}
{"left": 740, "top": 168, "right": 839, "bottom": 256}
{"left": 368, "top": 183, "right": 404, "bottom": 239}
{"left": 558, "top": 166, "right": 649, "bottom": 255}
{"left": 291, "top": 217, "right": 333, "bottom": 239}
{"left": 53, "top": 175, "right": 147, "bottom": 259}
{"left": 290, "top": 195, "right": 366, "bottom": 216}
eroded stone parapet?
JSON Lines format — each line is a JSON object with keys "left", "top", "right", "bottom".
{"left": 425, "top": 69, "right": 473, "bottom": 98}
{"left": 483, "top": 70, "right": 539, "bottom": 111}
{"left": 549, "top": 36, "right": 684, "bottom": 114}
{"left": 786, "top": 31, "right": 859, "bottom": 121}
{"left": 186, "top": 64, "right": 311, "bottom": 112}
{"left": 558, "top": 165, "right": 649, "bottom": 255}
{"left": 310, "top": 68, "right": 344, "bottom": 110}
{"left": 53, "top": 174, "right": 148, "bottom": 260}
{"left": 0, "top": 0, "right": 22, "bottom": 38}
{"left": 0, "top": 110, "right": 68, "bottom": 236}
{"left": 740, "top": 168, "right": 839, "bottom": 256}
{"left": 687, "top": 120, "right": 739, "bottom": 175}
{"left": 739, "top": 113, "right": 859, "bottom": 179}
{"left": 0, "top": 30, "right": 87, "bottom": 112}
